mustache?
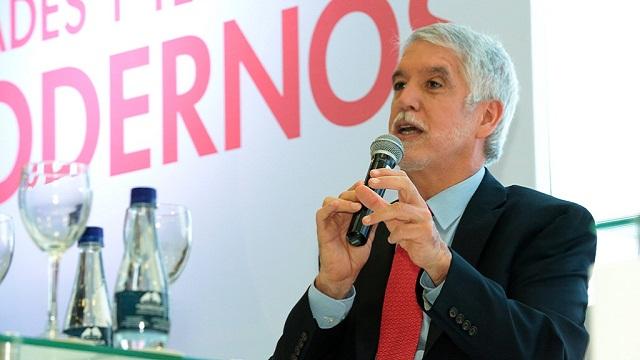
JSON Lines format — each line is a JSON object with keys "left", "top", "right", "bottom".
{"left": 391, "top": 112, "right": 424, "bottom": 131}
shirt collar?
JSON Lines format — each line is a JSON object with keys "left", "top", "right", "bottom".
{"left": 426, "top": 167, "right": 485, "bottom": 231}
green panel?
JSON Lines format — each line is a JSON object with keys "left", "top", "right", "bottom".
{"left": 596, "top": 215, "right": 640, "bottom": 230}
{"left": 0, "top": 333, "right": 210, "bottom": 360}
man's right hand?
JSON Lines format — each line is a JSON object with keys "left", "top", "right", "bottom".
{"left": 314, "top": 181, "right": 375, "bottom": 299}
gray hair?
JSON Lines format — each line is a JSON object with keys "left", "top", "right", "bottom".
{"left": 403, "top": 23, "right": 519, "bottom": 165}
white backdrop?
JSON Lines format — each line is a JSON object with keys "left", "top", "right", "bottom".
{"left": 0, "top": 1, "right": 533, "bottom": 359}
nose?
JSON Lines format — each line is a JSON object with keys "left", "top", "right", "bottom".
{"left": 395, "top": 82, "right": 421, "bottom": 112}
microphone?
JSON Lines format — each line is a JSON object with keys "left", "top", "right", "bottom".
{"left": 346, "top": 134, "right": 404, "bottom": 246}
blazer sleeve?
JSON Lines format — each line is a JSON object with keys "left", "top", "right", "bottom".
{"left": 425, "top": 203, "right": 596, "bottom": 360}
{"left": 271, "top": 288, "right": 348, "bottom": 360}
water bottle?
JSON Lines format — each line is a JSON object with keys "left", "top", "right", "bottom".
{"left": 63, "top": 226, "right": 112, "bottom": 346}
{"left": 113, "top": 187, "right": 170, "bottom": 350}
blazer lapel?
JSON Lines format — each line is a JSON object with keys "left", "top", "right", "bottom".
{"left": 450, "top": 170, "right": 506, "bottom": 265}
{"left": 423, "top": 170, "right": 507, "bottom": 354}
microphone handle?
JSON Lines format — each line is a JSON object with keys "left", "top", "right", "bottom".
{"left": 346, "top": 153, "right": 396, "bottom": 246}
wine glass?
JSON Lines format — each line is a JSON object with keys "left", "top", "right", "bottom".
{"left": 18, "top": 161, "right": 92, "bottom": 339}
{"left": 0, "top": 213, "right": 15, "bottom": 285}
{"left": 155, "top": 204, "right": 192, "bottom": 284}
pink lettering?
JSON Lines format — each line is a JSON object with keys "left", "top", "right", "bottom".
{"left": 0, "top": 19, "right": 5, "bottom": 51}
{"left": 42, "top": 67, "right": 99, "bottom": 164}
{"left": 224, "top": 7, "right": 299, "bottom": 150}
{"left": 110, "top": 47, "right": 151, "bottom": 176}
{"left": 0, "top": 81, "right": 32, "bottom": 203}
{"left": 42, "top": 0, "right": 59, "bottom": 40}
{"left": 162, "top": 35, "right": 216, "bottom": 164}
{"left": 11, "top": 0, "right": 36, "bottom": 49}
{"left": 114, "top": 0, "right": 120, "bottom": 21}
{"left": 65, "top": 0, "right": 86, "bottom": 34}
{"left": 409, "top": 0, "right": 446, "bottom": 29}
{"left": 309, "top": 0, "right": 398, "bottom": 126}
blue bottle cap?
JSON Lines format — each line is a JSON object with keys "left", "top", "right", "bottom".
{"left": 78, "top": 226, "right": 103, "bottom": 247}
{"left": 130, "top": 187, "right": 157, "bottom": 206}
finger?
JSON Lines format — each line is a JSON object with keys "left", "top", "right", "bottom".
{"left": 387, "top": 222, "right": 430, "bottom": 243}
{"left": 348, "top": 180, "right": 365, "bottom": 191}
{"left": 369, "top": 167, "right": 404, "bottom": 177}
{"left": 317, "top": 197, "right": 362, "bottom": 221}
{"left": 368, "top": 171, "right": 423, "bottom": 206}
{"left": 368, "top": 176, "right": 423, "bottom": 205}
{"left": 338, "top": 189, "right": 358, "bottom": 202}
{"left": 363, "top": 202, "right": 429, "bottom": 226}
{"left": 321, "top": 196, "right": 338, "bottom": 208}
{"left": 354, "top": 184, "right": 388, "bottom": 213}
{"left": 339, "top": 180, "right": 365, "bottom": 202}
{"left": 322, "top": 197, "right": 362, "bottom": 213}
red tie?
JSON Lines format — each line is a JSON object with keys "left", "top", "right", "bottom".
{"left": 376, "top": 246, "right": 422, "bottom": 360}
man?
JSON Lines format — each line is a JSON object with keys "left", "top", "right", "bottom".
{"left": 272, "top": 23, "right": 595, "bottom": 360}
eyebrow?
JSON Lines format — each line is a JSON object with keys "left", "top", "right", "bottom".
{"left": 391, "top": 66, "right": 452, "bottom": 82}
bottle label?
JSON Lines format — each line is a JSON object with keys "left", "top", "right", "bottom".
{"left": 64, "top": 326, "right": 112, "bottom": 346}
{"left": 115, "top": 291, "right": 170, "bottom": 334}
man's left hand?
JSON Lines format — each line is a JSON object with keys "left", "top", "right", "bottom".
{"left": 356, "top": 168, "right": 452, "bottom": 285}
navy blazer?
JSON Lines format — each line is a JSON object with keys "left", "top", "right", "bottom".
{"left": 272, "top": 170, "right": 596, "bottom": 360}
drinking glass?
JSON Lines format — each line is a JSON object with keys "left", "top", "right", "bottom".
{"left": 18, "top": 161, "right": 92, "bottom": 338}
{"left": 155, "top": 204, "right": 192, "bottom": 284}
{"left": 0, "top": 213, "right": 15, "bottom": 285}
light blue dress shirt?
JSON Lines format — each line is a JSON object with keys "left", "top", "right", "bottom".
{"left": 308, "top": 167, "right": 485, "bottom": 360}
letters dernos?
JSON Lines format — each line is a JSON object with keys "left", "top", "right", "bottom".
{"left": 0, "top": 0, "right": 443, "bottom": 203}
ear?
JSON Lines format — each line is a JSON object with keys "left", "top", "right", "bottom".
{"left": 475, "top": 100, "right": 504, "bottom": 139}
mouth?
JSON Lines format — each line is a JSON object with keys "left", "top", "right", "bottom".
{"left": 396, "top": 124, "right": 423, "bottom": 136}
{"left": 391, "top": 113, "right": 424, "bottom": 138}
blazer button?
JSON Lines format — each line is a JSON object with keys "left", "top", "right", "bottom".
{"left": 455, "top": 313, "right": 465, "bottom": 325}
{"left": 469, "top": 325, "right": 478, "bottom": 336}
{"left": 448, "top": 307, "right": 458, "bottom": 318}
{"left": 462, "top": 320, "right": 471, "bottom": 331}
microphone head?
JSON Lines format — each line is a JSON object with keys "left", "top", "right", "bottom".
{"left": 370, "top": 134, "right": 404, "bottom": 163}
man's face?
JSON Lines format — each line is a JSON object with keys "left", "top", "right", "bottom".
{"left": 389, "top": 40, "right": 483, "bottom": 172}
